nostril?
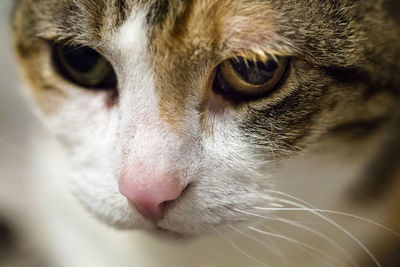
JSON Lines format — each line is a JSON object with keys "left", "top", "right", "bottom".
{"left": 157, "top": 183, "right": 191, "bottom": 213}
{"left": 158, "top": 201, "right": 168, "bottom": 210}
{"left": 182, "top": 183, "right": 191, "bottom": 193}
{"left": 179, "top": 183, "right": 192, "bottom": 198}
{"left": 119, "top": 178, "right": 190, "bottom": 222}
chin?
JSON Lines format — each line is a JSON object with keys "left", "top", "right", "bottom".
{"left": 145, "top": 227, "right": 194, "bottom": 241}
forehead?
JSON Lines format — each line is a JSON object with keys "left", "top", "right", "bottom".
{"left": 16, "top": 0, "right": 285, "bottom": 50}
{"left": 14, "top": 0, "right": 296, "bottom": 130}
{"left": 15, "top": 0, "right": 364, "bottom": 65}
{"left": 14, "top": 0, "right": 368, "bottom": 120}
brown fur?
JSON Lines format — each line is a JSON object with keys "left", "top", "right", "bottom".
{"left": 12, "top": 0, "right": 400, "bottom": 264}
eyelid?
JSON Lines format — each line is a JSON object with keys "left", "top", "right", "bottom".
{"left": 213, "top": 55, "right": 289, "bottom": 100}
{"left": 51, "top": 43, "right": 118, "bottom": 90}
{"left": 39, "top": 33, "right": 94, "bottom": 48}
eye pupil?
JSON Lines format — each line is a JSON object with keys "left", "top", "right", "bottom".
{"left": 213, "top": 55, "right": 288, "bottom": 100}
{"left": 61, "top": 46, "right": 101, "bottom": 73}
{"left": 52, "top": 43, "right": 118, "bottom": 90}
{"left": 230, "top": 58, "right": 279, "bottom": 85}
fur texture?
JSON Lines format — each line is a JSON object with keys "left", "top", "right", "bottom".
{"left": 12, "top": 0, "right": 400, "bottom": 266}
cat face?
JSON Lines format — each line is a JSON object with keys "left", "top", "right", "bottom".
{"left": 13, "top": 0, "right": 398, "bottom": 234}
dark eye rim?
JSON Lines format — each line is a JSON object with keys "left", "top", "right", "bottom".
{"left": 51, "top": 42, "right": 118, "bottom": 90}
{"left": 212, "top": 56, "right": 290, "bottom": 102}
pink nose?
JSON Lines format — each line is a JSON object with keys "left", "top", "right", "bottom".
{"left": 118, "top": 175, "right": 186, "bottom": 221}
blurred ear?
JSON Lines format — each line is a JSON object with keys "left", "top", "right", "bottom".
{"left": 384, "top": 0, "right": 400, "bottom": 24}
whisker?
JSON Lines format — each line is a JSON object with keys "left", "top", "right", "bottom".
{"left": 254, "top": 206, "right": 400, "bottom": 239}
{"left": 235, "top": 208, "right": 357, "bottom": 266}
{"left": 248, "top": 226, "right": 344, "bottom": 266}
{"left": 264, "top": 224, "right": 338, "bottom": 267}
{"left": 229, "top": 224, "right": 290, "bottom": 266}
{"left": 211, "top": 226, "right": 271, "bottom": 267}
{"left": 270, "top": 203, "right": 284, "bottom": 208}
{"left": 235, "top": 205, "right": 321, "bottom": 225}
{"left": 265, "top": 190, "right": 382, "bottom": 267}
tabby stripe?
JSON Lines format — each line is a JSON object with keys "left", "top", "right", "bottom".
{"left": 146, "top": 0, "right": 171, "bottom": 26}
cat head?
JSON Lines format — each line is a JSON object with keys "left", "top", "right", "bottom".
{"left": 13, "top": 0, "right": 399, "bottom": 234}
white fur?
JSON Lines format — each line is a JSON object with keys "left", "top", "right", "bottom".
{"left": 13, "top": 123, "right": 391, "bottom": 267}
{"left": 32, "top": 7, "right": 279, "bottom": 234}
{"left": 7, "top": 4, "right": 395, "bottom": 267}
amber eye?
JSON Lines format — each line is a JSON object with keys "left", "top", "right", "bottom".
{"left": 52, "top": 44, "right": 117, "bottom": 89}
{"left": 213, "top": 56, "right": 288, "bottom": 98}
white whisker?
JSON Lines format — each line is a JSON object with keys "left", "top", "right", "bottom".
{"left": 265, "top": 190, "right": 381, "bottom": 267}
{"left": 254, "top": 206, "right": 400, "bottom": 239}
{"left": 229, "top": 224, "right": 290, "bottom": 266}
{"left": 270, "top": 203, "right": 284, "bottom": 208}
{"left": 235, "top": 208, "right": 357, "bottom": 266}
{"left": 264, "top": 224, "right": 338, "bottom": 267}
{"left": 248, "top": 226, "right": 343, "bottom": 266}
{"left": 267, "top": 190, "right": 399, "bottom": 237}
{"left": 211, "top": 226, "right": 271, "bottom": 267}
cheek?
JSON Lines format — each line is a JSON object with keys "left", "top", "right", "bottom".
{"left": 64, "top": 112, "right": 154, "bottom": 228}
{"left": 201, "top": 118, "right": 274, "bottom": 187}
{"left": 45, "top": 91, "right": 117, "bottom": 148}
{"left": 70, "top": 167, "right": 152, "bottom": 229}
{"left": 46, "top": 89, "right": 275, "bottom": 230}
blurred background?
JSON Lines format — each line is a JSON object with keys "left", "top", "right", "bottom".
{"left": 0, "top": 0, "right": 48, "bottom": 265}
{"left": 0, "top": 1, "right": 398, "bottom": 266}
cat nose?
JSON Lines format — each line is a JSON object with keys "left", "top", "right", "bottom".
{"left": 118, "top": 174, "right": 186, "bottom": 221}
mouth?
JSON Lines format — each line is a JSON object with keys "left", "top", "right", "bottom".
{"left": 145, "top": 226, "right": 193, "bottom": 241}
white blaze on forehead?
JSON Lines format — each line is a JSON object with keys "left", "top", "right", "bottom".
{"left": 110, "top": 10, "right": 186, "bottom": 186}
{"left": 116, "top": 10, "right": 148, "bottom": 54}
{"left": 112, "top": 9, "right": 156, "bottom": 110}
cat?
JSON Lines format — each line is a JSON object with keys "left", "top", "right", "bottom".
{"left": 10, "top": 0, "right": 400, "bottom": 266}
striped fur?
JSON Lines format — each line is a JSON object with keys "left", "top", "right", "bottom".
{"left": 12, "top": 0, "right": 400, "bottom": 266}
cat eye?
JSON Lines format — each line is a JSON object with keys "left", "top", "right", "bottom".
{"left": 213, "top": 56, "right": 288, "bottom": 99}
{"left": 52, "top": 44, "right": 117, "bottom": 89}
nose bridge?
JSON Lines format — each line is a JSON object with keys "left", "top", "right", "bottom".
{"left": 120, "top": 133, "right": 181, "bottom": 184}
{"left": 118, "top": 87, "right": 183, "bottom": 173}
{"left": 117, "top": 106, "right": 186, "bottom": 219}
{"left": 118, "top": 121, "right": 186, "bottom": 221}
{"left": 110, "top": 7, "right": 189, "bottom": 220}
{"left": 117, "top": 50, "right": 182, "bottom": 182}
{"left": 121, "top": 117, "right": 180, "bottom": 167}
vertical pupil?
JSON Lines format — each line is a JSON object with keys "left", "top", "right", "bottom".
{"left": 230, "top": 58, "right": 279, "bottom": 85}
{"left": 61, "top": 46, "right": 100, "bottom": 72}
